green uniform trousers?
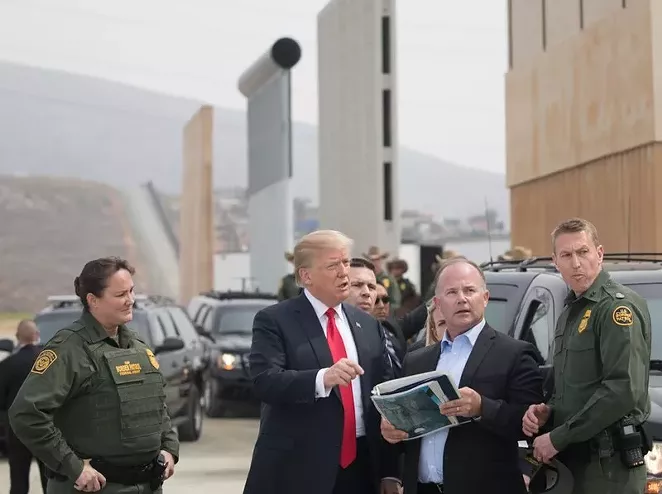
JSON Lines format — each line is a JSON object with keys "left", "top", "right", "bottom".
{"left": 47, "top": 478, "right": 163, "bottom": 494}
{"left": 565, "top": 454, "right": 646, "bottom": 494}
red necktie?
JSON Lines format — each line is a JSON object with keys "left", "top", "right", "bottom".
{"left": 325, "top": 308, "right": 357, "bottom": 468}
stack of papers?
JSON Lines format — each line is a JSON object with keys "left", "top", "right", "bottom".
{"left": 371, "top": 370, "right": 471, "bottom": 440}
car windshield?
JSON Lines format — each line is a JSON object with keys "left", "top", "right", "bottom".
{"left": 622, "top": 283, "right": 662, "bottom": 361}
{"left": 34, "top": 310, "right": 151, "bottom": 344}
{"left": 214, "top": 305, "right": 270, "bottom": 334}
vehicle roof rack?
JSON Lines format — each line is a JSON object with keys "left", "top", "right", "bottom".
{"left": 200, "top": 290, "right": 279, "bottom": 301}
{"left": 45, "top": 294, "right": 176, "bottom": 310}
{"left": 480, "top": 252, "right": 662, "bottom": 273}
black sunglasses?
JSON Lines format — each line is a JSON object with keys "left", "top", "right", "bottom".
{"left": 376, "top": 296, "right": 390, "bottom": 304}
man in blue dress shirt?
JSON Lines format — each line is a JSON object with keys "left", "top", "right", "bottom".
{"left": 381, "top": 256, "right": 543, "bottom": 494}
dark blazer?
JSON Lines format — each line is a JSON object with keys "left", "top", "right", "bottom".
{"left": 401, "top": 325, "right": 543, "bottom": 494}
{"left": 0, "top": 344, "right": 43, "bottom": 412}
{"left": 243, "top": 293, "right": 397, "bottom": 494}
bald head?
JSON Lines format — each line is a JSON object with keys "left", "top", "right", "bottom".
{"left": 16, "top": 319, "right": 39, "bottom": 345}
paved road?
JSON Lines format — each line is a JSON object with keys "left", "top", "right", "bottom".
{"left": 0, "top": 418, "right": 259, "bottom": 494}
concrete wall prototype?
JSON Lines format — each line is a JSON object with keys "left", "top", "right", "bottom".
{"left": 317, "top": 0, "right": 400, "bottom": 257}
{"left": 179, "top": 106, "right": 214, "bottom": 305}
{"left": 506, "top": 0, "right": 662, "bottom": 254}
{"left": 238, "top": 38, "right": 301, "bottom": 294}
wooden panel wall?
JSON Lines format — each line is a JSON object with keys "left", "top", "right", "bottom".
{"left": 509, "top": 0, "right": 544, "bottom": 69}
{"left": 544, "top": 0, "right": 581, "bottom": 50}
{"left": 179, "top": 106, "right": 214, "bottom": 305}
{"left": 506, "top": 0, "right": 655, "bottom": 187}
{"left": 510, "top": 143, "right": 661, "bottom": 256}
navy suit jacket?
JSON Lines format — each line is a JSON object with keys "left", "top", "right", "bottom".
{"left": 243, "top": 293, "right": 397, "bottom": 494}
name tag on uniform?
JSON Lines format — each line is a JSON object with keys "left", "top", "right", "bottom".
{"left": 115, "top": 360, "right": 142, "bottom": 377}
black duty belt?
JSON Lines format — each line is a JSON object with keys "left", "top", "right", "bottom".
{"left": 90, "top": 458, "right": 156, "bottom": 485}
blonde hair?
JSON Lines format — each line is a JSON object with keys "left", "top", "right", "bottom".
{"left": 293, "top": 230, "right": 353, "bottom": 285}
{"left": 551, "top": 218, "right": 600, "bottom": 253}
{"left": 424, "top": 299, "right": 441, "bottom": 346}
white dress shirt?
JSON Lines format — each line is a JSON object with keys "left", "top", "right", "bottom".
{"left": 305, "top": 289, "right": 365, "bottom": 437}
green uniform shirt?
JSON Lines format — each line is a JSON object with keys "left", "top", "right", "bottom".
{"left": 548, "top": 269, "right": 652, "bottom": 452}
{"left": 8, "top": 310, "right": 180, "bottom": 481}
{"left": 377, "top": 271, "right": 401, "bottom": 310}
{"left": 397, "top": 277, "right": 418, "bottom": 304}
{"left": 277, "top": 273, "right": 300, "bottom": 301}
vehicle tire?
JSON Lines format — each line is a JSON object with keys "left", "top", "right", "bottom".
{"left": 178, "top": 385, "right": 203, "bottom": 442}
{"left": 204, "top": 378, "right": 226, "bottom": 418}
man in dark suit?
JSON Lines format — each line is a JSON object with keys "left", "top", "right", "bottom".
{"left": 381, "top": 257, "right": 543, "bottom": 494}
{"left": 0, "top": 319, "right": 48, "bottom": 494}
{"left": 243, "top": 230, "right": 402, "bottom": 494}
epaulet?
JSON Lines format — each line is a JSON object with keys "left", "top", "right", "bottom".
{"left": 602, "top": 280, "right": 627, "bottom": 301}
{"left": 46, "top": 326, "right": 78, "bottom": 348}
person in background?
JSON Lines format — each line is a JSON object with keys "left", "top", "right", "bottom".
{"left": 9, "top": 257, "right": 179, "bottom": 494}
{"left": 387, "top": 258, "right": 419, "bottom": 316}
{"left": 363, "top": 246, "right": 401, "bottom": 314}
{"left": 278, "top": 251, "right": 301, "bottom": 301}
{"left": 0, "top": 319, "right": 48, "bottom": 494}
{"left": 408, "top": 299, "right": 447, "bottom": 353}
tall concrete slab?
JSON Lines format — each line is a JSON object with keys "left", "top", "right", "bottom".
{"left": 179, "top": 106, "right": 214, "bottom": 304}
{"left": 317, "top": 0, "right": 400, "bottom": 256}
{"left": 238, "top": 38, "right": 301, "bottom": 294}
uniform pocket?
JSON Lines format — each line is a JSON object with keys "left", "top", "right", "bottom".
{"left": 104, "top": 350, "right": 166, "bottom": 440}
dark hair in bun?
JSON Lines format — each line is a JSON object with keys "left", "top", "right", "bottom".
{"left": 74, "top": 257, "right": 135, "bottom": 309}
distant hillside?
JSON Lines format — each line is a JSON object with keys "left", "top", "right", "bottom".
{"left": 0, "top": 61, "right": 509, "bottom": 224}
{"left": 0, "top": 176, "right": 147, "bottom": 312}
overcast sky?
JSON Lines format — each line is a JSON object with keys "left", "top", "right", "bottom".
{"left": 0, "top": 0, "right": 508, "bottom": 173}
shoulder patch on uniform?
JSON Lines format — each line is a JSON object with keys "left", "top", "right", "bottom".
{"left": 31, "top": 350, "right": 58, "bottom": 374}
{"left": 382, "top": 278, "right": 390, "bottom": 288}
{"left": 146, "top": 349, "right": 160, "bottom": 370}
{"left": 612, "top": 306, "right": 634, "bottom": 327}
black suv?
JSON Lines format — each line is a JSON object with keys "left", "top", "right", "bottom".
{"left": 186, "top": 290, "right": 278, "bottom": 417}
{"left": 32, "top": 294, "right": 211, "bottom": 442}
{"left": 478, "top": 254, "right": 662, "bottom": 490}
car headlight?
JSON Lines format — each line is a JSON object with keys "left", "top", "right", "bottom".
{"left": 217, "top": 353, "right": 239, "bottom": 370}
{"left": 646, "top": 442, "right": 662, "bottom": 476}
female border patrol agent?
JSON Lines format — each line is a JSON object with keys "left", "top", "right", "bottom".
{"left": 9, "top": 257, "right": 179, "bottom": 493}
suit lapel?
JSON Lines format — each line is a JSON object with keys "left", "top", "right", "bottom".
{"left": 459, "top": 324, "right": 496, "bottom": 388}
{"left": 294, "top": 294, "right": 334, "bottom": 369}
{"left": 343, "top": 304, "right": 371, "bottom": 408}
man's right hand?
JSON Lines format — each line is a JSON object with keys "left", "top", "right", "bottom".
{"left": 381, "top": 417, "right": 408, "bottom": 444}
{"left": 323, "top": 358, "right": 364, "bottom": 389}
{"left": 522, "top": 403, "right": 551, "bottom": 437}
{"left": 74, "top": 460, "right": 106, "bottom": 492}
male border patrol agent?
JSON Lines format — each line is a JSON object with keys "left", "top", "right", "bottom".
{"left": 9, "top": 257, "right": 179, "bottom": 494}
{"left": 363, "top": 245, "right": 401, "bottom": 313}
{"left": 523, "top": 218, "right": 651, "bottom": 494}
{"left": 278, "top": 251, "right": 301, "bottom": 301}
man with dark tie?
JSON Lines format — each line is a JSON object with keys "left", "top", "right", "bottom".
{"left": 243, "top": 230, "right": 401, "bottom": 494}
{"left": 0, "top": 320, "right": 49, "bottom": 494}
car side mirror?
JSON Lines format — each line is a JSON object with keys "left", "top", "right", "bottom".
{"left": 154, "top": 337, "right": 185, "bottom": 355}
{"left": 195, "top": 324, "right": 216, "bottom": 343}
{"left": 0, "top": 338, "right": 15, "bottom": 353}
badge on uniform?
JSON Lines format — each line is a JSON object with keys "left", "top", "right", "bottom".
{"left": 613, "top": 306, "right": 634, "bottom": 327}
{"left": 578, "top": 309, "right": 591, "bottom": 334}
{"left": 146, "top": 349, "right": 160, "bottom": 370}
{"left": 383, "top": 278, "right": 390, "bottom": 288}
{"left": 31, "top": 349, "right": 57, "bottom": 375}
